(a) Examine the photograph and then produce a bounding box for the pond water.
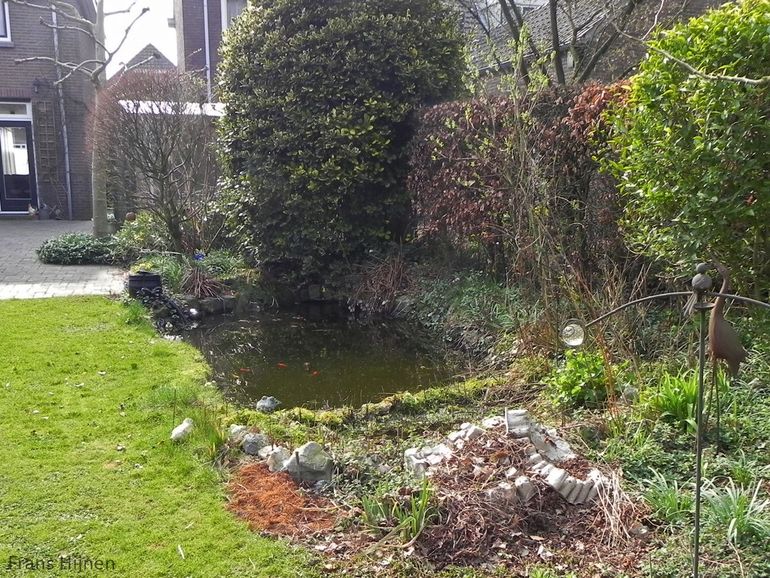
[183,306,454,409]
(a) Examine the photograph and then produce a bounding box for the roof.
[123,44,176,73]
[467,0,612,70]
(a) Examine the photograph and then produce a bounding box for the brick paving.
[0,220,125,300]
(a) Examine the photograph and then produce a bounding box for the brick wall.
[0,0,95,220]
[175,0,224,93]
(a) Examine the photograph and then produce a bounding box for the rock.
[404,448,429,479]
[265,447,291,472]
[515,476,536,502]
[431,443,453,460]
[284,442,334,482]
[242,433,270,456]
[256,396,281,413]
[228,424,248,443]
[170,418,193,442]
[258,445,276,460]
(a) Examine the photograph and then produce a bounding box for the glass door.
[0,121,37,212]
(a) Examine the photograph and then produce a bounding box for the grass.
[0,297,316,577]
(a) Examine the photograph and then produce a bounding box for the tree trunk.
[91,0,110,237]
[549,0,566,85]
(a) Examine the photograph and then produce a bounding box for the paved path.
[0,220,125,300]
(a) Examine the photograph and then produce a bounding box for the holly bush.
[604,0,770,292]
[218,0,465,287]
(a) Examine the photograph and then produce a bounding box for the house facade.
[0,0,96,219]
[171,0,246,100]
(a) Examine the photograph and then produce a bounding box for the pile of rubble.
[404,408,608,506]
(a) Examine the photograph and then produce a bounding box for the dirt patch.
[227,462,337,537]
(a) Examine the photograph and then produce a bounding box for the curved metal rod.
[705,292,770,310]
[584,291,692,328]
[583,291,770,329]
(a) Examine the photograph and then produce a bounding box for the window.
[0,1,10,42]
[221,0,247,31]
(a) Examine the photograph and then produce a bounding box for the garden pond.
[182,305,457,409]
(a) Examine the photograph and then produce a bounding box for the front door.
[0,121,37,212]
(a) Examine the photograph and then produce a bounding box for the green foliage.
[546,350,618,409]
[604,0,770,291]
[133,253,189,294]
[642,468,693,526]
[199,249,248,280]
[361,480,437,542]
[703,479,770,546]
[641,370,699,432]
[37,232,116,265]
[218,0,465,285]
[112,212,170,262]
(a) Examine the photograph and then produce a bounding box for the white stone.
[265,447,291,472]
[460,422,472,430]
[284,442,334,482]
[505,467,519,480]
[447,430,464,443]
[432,443,453,459]
[527,453,544,466]
[509,425,531,438]
[170,418,193,442]
[228,424,248,443]
[257,445,276,460]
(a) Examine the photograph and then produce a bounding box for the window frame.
[220,0,246,33]
[0,1,11,43]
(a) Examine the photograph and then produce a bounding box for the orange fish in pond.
[311,371,320,377]
[277,362,288,369]
[239,368,252,373]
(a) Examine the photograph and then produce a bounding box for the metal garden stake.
[560,261,770,578]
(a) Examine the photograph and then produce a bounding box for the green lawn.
[0,297,316,577]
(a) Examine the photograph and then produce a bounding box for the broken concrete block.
[486,481,516,503]
[545,467,568,491]
[425,453,444,466]
[505,466,519,480]
[463,424,485,441]
[447,430,464,443]
[527,452,544,466]
[558,475,578,499]
[431,443,453,460]
[515,476,536,502]
[505,409,530,429]
[481,415,505,429]
[529,426,576,463]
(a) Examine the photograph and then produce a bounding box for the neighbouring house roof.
[123,44,177,73]
[468,0,614,71]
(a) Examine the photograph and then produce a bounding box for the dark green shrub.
[37,233,116,265]
[218,0,465,286]
[604,0,770,292]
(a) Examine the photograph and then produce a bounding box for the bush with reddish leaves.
[407,83,627,288]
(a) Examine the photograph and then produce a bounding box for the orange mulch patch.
[227,463,337,537]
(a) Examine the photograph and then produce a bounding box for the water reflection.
[183,307,453,408]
